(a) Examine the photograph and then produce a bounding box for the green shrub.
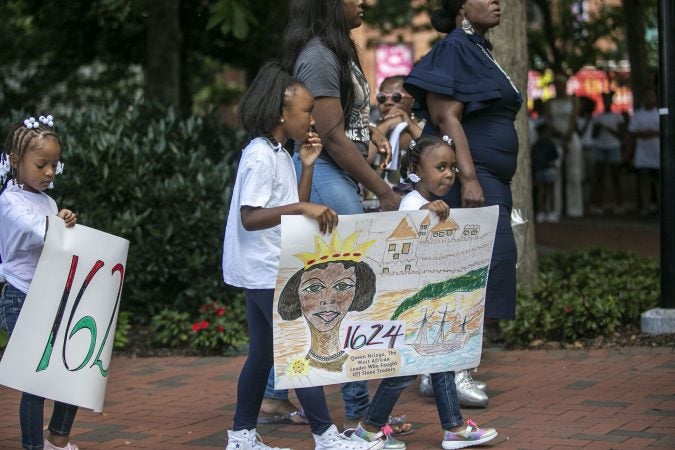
[150,309,191,348]
[0,328,8,350]
[501,247,660,347]
[113,310,132,350]
[188,297,248,353]
[31,100,247,321]
[150,295,247,353]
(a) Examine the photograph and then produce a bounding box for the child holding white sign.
[351,135,498,450]
[0,116,79,450]
[221,61,383,450]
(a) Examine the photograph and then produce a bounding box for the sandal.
[388,413,413,435]
[257,408,308,425]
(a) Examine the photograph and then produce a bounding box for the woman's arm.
[312,97,400,211]
[427,92,484,207]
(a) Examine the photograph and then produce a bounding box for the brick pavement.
[0,215,667,449]
[1,347,674,449]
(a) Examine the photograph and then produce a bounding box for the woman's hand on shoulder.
[461,179,484,208]
[299,130,323,168]
[300,203,338,234]
[422,200,449,221]
[58,209,77,227]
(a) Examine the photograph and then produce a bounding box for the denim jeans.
[264,368,289,401]
[293,155,364,215]
[0,283,79,450]
[364,372,463,430]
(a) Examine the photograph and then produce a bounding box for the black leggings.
[233,289,332,435]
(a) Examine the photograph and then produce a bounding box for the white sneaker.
[314,424,384,450]
[226,428,291,450]
[43,441,79,450]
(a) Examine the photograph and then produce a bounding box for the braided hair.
[2,120,62,193]
[399,135,456,182]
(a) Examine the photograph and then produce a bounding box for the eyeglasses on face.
[376,91,409,104]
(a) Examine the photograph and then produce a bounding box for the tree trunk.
[145,0,182,107]
[623,0,649,107]
[490,1,538,293]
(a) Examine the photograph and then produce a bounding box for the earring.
[461,16,474,34]
[279,118,285,124]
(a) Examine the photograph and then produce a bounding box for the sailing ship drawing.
[409,304,479,356]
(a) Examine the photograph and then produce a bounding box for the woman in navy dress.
[405,0,522,406]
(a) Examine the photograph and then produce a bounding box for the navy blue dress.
[405,28,522,320]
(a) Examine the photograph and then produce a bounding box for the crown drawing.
[294,230,376,270]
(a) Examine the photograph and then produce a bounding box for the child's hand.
[423,200,449,221]
[301,203,338,234]
[299,130,323,167]
[58,209,77,227]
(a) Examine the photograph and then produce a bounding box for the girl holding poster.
[0,116,79,450]
[351,135,498,450]
[221,61,383,450]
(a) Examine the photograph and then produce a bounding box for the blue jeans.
[293,155,364,214]
[293,155,371,419]
[234,289,331,435]
[0,283,79,450]
[364,372,463,430]
[264,368,289,401]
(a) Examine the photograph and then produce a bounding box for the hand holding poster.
[0,219,129,412]
[272,206,498,389]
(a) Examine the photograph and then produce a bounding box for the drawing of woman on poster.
[278,231,376,372]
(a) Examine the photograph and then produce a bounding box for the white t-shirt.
[629,108,660,169]
[0,183,58,293]
[592,112,624,148]
[222,137,299,289]
[399,190,429,211]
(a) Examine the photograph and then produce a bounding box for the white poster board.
[273,206,498,389]
[0,219,129,412]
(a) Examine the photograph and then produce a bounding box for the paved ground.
[1,215,671,449]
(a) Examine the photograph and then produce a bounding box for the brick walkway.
[1,347,674,449]
[1,215,669,449]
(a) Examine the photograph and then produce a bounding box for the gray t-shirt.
[294,37,371,157]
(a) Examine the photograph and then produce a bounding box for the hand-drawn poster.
[273,206,499,389]
[0,219,129,412]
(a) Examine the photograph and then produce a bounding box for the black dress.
[405,28,523,319]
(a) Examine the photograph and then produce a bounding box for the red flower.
[200,320,209,329]
[563,306,573,314]
[217,325,224,333]
[192,323,201,332]
[216,307,225,317]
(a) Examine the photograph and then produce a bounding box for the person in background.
[531,123,560,222]
[404,0,522,409]
[544,74,583,219]
[371,75,425,189]
[588,92,626,215]
[575,96,596,206]
[628,88,660,216]
[0,115,79,450]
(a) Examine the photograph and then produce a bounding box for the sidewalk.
[1,215,670,449]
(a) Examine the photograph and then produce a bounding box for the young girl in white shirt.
[0,116,79,450]
[221,61,383,450]
[353,135,498,450]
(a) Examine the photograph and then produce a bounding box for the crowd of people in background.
[530,83,661,223]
